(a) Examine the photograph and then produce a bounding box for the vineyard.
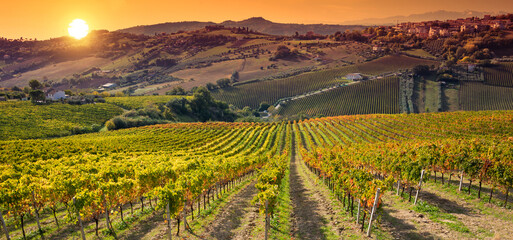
[459,82,513,111]
[105,95,192,110]
[277,77,399,117]
[212,55,438,109]
[0,101,123,140]
[483,63,513,87]
[0,111,511,239]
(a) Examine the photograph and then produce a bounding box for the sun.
[68,19,89,40]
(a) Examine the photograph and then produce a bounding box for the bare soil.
[200,181,259,239]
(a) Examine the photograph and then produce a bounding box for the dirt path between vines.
[380,182,513,240]
[200,180,260,240]
[289,152,341,239]
[380,191,460,240]
[421,183,513,239]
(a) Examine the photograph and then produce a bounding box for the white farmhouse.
[346,73,363,81]
[48,91,67,100]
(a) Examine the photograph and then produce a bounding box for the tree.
[231,71,239,83]
[205,83,216,90]
[413,65,430,76]
[29,79,43,90]
[216,78,231,88]
[29,90,45,103]
[259,102,271,112]
[166,86,186,95]
[272,45,291,60]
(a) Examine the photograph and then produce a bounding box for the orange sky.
[2,0,513,40]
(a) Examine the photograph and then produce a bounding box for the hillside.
[0,101,123,140]
[118,17,367,36]
[1,111,512,239]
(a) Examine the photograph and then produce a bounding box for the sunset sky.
[2,0,513,40]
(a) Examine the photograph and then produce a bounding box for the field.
[0,57,112,88]
[1,111,513,240]
[277,77,399,117]
[402,49,437,59]
[483,63,513,87]
[0,101,123,140]
[459,82,513,111]
[212,55,438,109]
[105,95,192,109]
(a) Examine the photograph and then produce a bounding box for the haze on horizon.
[3,0,513,40]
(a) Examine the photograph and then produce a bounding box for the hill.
[118,17,367,36]
[341,10,499,26]
[0,101,123,140]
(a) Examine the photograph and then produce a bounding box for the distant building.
[468,64,477,73]
[101,83,117,89]
[346,73,363,81]
[0,96,6,101]
[47,90,67,100]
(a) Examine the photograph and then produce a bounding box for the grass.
[269,161,292,239]
[403,49,437,59]
[0,101,123,140]
[277,77,400,117]
[424,176,513,222]
[413,200,470,234]
[424,79,441,113]
[105,95,191,110]
[298,159,387,239]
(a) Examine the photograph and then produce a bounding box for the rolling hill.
[118,17,367,36]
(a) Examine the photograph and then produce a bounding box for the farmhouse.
[102,83,117,89]
[47,90,67,100]
[346,73,363,81]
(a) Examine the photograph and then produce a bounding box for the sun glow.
[68,19,89,39]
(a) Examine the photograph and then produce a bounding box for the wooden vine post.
[264,200,269,240]
[366,188,380,237]
[414,170,425,205]
[458,171,464,192]
[31,191,44,239]
[166,201,172,240]
[0,208,10,240]
[73,197,86,240]
[356,199,361,224]
[103,193,112,233]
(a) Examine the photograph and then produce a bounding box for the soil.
[200,181,259,239]
[289,152,340,239]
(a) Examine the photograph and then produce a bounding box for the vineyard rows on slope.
[460,82,513,111]
[1,111,513,239]
[212,55,437,109]
[277,76,400,117]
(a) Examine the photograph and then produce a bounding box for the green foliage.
[413,65,430,76]
[212,55,437,109]
[460,82,513,111]
[216,78,231,88]
[165,86,187,95]
[105,95,191,110]
[28,79,43,90]
[0,101,123,140]
[29,90,46,103]
[278,77,400,117]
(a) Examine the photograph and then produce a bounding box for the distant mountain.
[118,17,366,36]
[341,10,503,26]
